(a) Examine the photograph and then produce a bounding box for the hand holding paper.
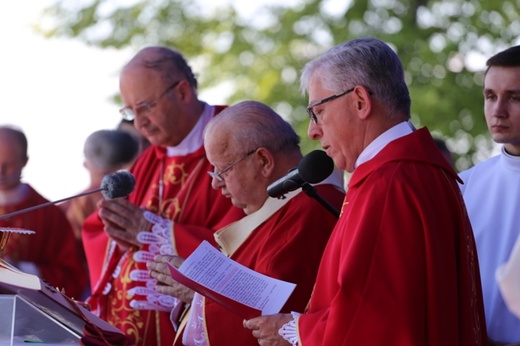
[147,255,195,304]
[166,241,296,319]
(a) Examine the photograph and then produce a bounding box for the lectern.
[0,228,124,345]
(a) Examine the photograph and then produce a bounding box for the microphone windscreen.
[298,150,334,184]
[101,170,136,199]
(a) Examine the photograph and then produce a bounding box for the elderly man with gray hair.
[244,37,487,346]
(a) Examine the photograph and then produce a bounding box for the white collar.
[501,146,520,172]
[355,121,415,168]
[166,103,213,157]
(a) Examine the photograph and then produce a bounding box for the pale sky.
[0,1,131,200]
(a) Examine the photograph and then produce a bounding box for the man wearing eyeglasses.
[244,38,487,345]
[81,46,245,346]
[146,100,345,346]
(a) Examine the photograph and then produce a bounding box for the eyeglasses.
[306,87,355,124]
[207,149,257,182]
[119,80,181,121]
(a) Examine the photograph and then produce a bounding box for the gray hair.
[300,38,411,119]
[84,129,139,172]
[204,101,300,155]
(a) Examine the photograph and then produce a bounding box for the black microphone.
[0,170,136,220]
[100,170,136,199]
[267,150,334,198]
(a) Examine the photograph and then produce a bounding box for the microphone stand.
[300,183,340,218]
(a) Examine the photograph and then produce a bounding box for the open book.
[167,240,296,319]
[0,228,39,289]
[0,259,42,290]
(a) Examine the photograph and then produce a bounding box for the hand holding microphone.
[97,172,155,250]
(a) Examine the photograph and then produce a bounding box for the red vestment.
[190,185,344,346]
[298,128,487,346]
[82,109,245,346]
[0,184,87,299]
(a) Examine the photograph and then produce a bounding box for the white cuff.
[137,211,175,255]
[128,212,178,312]
[278,312,301,346]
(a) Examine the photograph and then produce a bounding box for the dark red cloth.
[0,185,87,299]
[298,128,487,345]
[80,323,132,346]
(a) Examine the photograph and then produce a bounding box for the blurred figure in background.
[62,129,139,240]
[0,125,86,299]
[60,129,139,299]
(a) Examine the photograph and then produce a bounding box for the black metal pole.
[300,183,340,218]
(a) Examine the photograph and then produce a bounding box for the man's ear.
[255,148,274,178]
[176,80,194,104]
[353,86,372,120]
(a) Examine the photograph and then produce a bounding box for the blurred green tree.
[37,0,520,170]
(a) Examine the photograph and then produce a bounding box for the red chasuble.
[82,128,245,345]
[298,128,487,346]
[175,184,345,346]
[0,185,87,299]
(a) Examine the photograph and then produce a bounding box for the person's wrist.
[278,312,301,346]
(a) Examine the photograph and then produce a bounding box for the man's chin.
[231,199,246,211]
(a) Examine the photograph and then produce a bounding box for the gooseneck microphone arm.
[0,170,136,221]
[300,183,340,218]
[0,188,104,220]
[267,150,340,218]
